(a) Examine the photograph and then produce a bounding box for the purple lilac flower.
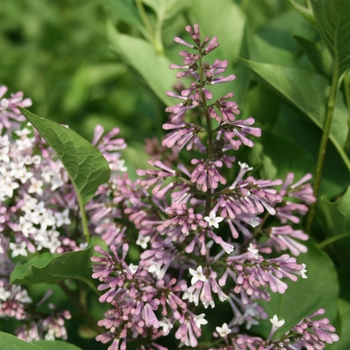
[90,24,337,350]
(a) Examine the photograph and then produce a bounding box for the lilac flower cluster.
[0,85,126,340]
[90,24,339,349]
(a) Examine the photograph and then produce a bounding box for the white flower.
[0,287,10,301]
[159,318,173,335]
[189,265,207,285]
[299,263,307,279]
[128,263,138,274]
[216,323,231,337]
[18,216,35,237]
[148,261,161,277]
[55,209,71,227]
[9,241,27,257]
[247,243,259,258]
[193,313,208,328]
[238,161,253,171]
[136,234,150,249]
[204,211,224,229]
[28,177,44,196]
[270,315,285,329]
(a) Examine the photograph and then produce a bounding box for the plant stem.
[198,52,214,215]
[135,0,164,54]
[58,281,104,334]
[77,193,90,243]
[307,64,340,233]
[344,72,350,153]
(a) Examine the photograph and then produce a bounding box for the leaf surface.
[311,0,350,75]
[107,23,176,106]
[10,237,106,290]
[0,332,82,350]
[19,108,111,206]
[240,59,350,169]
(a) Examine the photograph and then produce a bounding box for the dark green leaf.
[249,130,315,181]
[239,59,350,170]
[19,108,111,206]
[249,35,297,67]
[318,186,350,236]
[294,35,333,77]
[311,0,350,76]
[252,239,339,338]
[107,22,176,106]
[10,237,106,290]
[317,187,350,265]
[274,104,349,198]
[256,9,317,53]
[328,299,350,349]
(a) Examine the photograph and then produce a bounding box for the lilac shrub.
[90,25,339,349]
[0,24,339,349]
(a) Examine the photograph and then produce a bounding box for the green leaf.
[288,0,317,27]
[10,237,106,290]
[318,186,350,236]
[140,0,180,21]
[252,239,339,338]
[328,299,350,349]
[249,35,297,67]
[317,187,350,264]
[188,0,246,61]
[19,107,111,206]
[0,332,82,350]
[0,332,43,350]
[239,59,350,170]
[249,130,315,181]
[274,104,349,198]
[105,0,143,30]
[107,22,176,106]
[32,341,82,350]
[294,35,333,77]
[311,0,350,76]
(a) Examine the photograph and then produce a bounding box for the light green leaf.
[32,341,82,350]
[0,332,43,350]
[0,332,81,350]
[105,0,143,30]
[239,59,350,170]
[19,107,111,206]
[288,0,316,27]
[10,236,107,291]
[252,239,339,338]
[250,35,296,67]
[311,0,350,76]
[188,0,246,61]
[107,22,176,106]
[140,0,180,20]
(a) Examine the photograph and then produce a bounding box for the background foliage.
[1,0,350,349]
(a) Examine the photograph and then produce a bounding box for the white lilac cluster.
[0,85,127,341]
